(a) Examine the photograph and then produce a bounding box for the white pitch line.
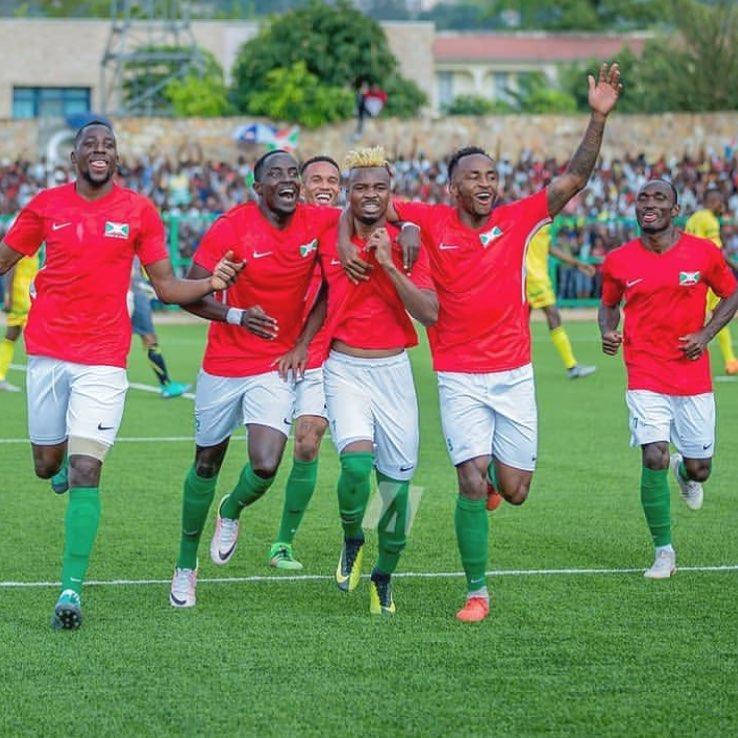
[1,564,736,589]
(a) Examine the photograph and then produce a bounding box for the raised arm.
[547,63,622,217]
[0,242,24,276]
[369,228,438,326]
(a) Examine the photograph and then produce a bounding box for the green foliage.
[559,0,738,113]
[123,46,226,116]
[231,0,425,123]
[381,74,428,119]
[444,94,495,115]
[509,73,579,113]
[166,75,232,118]
[247,62,354,129]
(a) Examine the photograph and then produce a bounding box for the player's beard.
[81,166,114,189]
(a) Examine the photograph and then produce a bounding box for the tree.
[444,94,496,115]
[166,75,232,118]
[560,0,738,112]
[509,73,578,113]
[247,62,354,129]
[230,0,426,124]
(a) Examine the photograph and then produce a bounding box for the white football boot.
[169,567,197,608]
[644,548,676,579]
[210,495,240,565]
[670,452,704,511]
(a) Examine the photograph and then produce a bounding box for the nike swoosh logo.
[97,423,114,431]
[702,443,713,450]
[439,243,459,251]
[253,251,273,259]
[218,542,237,561]
[399,465,414,472]
[330,259,342,265]
[52,222,71,231]
[626,278,643,288]
[336,571,349,585]
[170,593,187,606]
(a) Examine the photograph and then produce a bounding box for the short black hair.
[253,149,292,182]
[447,146,494,181]
[704,187,722,202]
[300,155,340,177]
[74,118,114,145]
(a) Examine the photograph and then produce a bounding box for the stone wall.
[2,112,735,165]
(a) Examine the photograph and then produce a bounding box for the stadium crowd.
[1,148,737,300]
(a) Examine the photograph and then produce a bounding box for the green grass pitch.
[1,320,736,736]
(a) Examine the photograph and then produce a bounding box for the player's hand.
[679,331,709,361]
[397,223,420,273]
[366,227,394,269]
[577,262,597,278]
[601,330,623,355]
[338,236,372,284]
[240,305,278,340]
[275,343,308,381]
[588,62,622,118]
[210,250,245,291]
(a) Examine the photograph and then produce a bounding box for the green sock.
[678,461,689,482]
[375,471,409,575]
[275,458,318,544]
[61,487,101,595]
[486,460,499,489]
[51,455,68,489]
[177,466,217,569]
[455,495,488,592]
[337,452,374,539]
[220,463,274,520]
[641,466,671,547]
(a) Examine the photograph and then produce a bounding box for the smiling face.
[254,152,301,216]
[449,153,498,219]
[635,180,679,234]
[302,160,340,206]
[348,166,390,225]
[71,124,117,188]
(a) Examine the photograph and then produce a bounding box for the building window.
[437,71,454,108]
[493,72,511,103]
[12,87,91,119]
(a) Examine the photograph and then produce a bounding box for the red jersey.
[319,223,434,353]
[302,265,331,370]
[395,190,551,372]
[194,202,339,377]
[3,183,167,368]
[601,233,737,395]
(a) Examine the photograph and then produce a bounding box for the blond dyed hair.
[343,146,391,171]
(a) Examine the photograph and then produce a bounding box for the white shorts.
[324,351,419,481]
[293,367,327,420]
[194,369,296,447]
[26,355,128,447]
[626,390,716,459]
[437,364,538,470]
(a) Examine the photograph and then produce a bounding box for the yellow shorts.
[6,278,32,328]
[526,276,556,309]
[706,289,720,312]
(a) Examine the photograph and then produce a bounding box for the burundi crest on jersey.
[479,226,503,248]
[105,221,130,239]
[299,239,318,257]
[679,271,701,286]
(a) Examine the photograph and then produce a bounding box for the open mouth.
[314,192,334,204]
[474,191,493,206]
[277,186,297,202]
[89,158,109,175]
[641,210,659,224]
[362,201,381,214]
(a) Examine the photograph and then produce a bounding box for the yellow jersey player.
[684,188,738,375]
[526,224,597,378]
[0,253,39,392]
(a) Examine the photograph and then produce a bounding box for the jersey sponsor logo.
[252,250,273,259]
[299,239,318,258]
[52,222,71,231]
[479,225,503,248]
[439,242,459,251]
[104,221,130,239]
[679,271,701,286]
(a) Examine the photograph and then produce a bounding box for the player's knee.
[68,455,102,487]
[686,459,711,482]
[294,434,319,462]
[33,458,59,479]
[643,444,669,470]
[251,458,280,478]
[502,479,530,506]
[194,459,221,479]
